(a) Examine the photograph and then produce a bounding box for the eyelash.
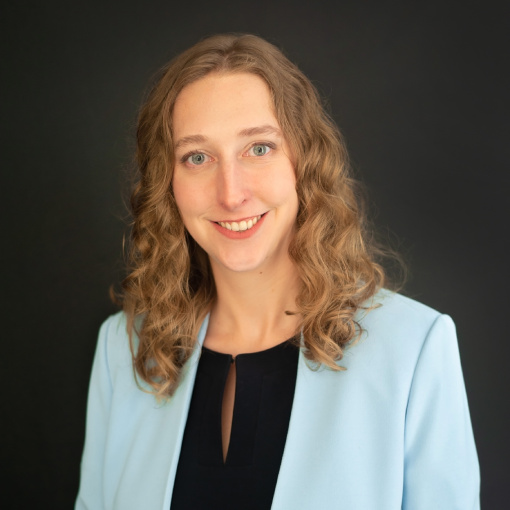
[180,151,209,165]
[180,141,277,165]
[247,142,276,156]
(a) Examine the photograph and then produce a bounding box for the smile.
[216,215,262,232]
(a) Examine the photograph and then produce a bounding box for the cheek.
[261,165,297,206]
[172,185,195,230]
[172,173,200,216]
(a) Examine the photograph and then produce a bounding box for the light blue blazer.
[76,291,480,509]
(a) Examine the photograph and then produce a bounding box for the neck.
[204,255,301,355]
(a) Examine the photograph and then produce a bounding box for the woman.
[76,34,479,509]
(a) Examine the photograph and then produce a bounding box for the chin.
[217,258,266,274]
[211,250,269,274]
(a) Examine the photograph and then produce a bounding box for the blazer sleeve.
[75,316,115,510]
[402,314,480,509]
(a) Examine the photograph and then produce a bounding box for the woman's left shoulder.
[361,289,442,329]
[352,289,458,366]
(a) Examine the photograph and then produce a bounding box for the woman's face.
[172,72,299,276]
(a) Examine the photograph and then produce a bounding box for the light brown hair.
[121,33,395,397]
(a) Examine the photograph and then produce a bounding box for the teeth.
[218,215,262,232]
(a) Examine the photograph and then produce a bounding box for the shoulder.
[345,289,457,373]
[97,311,131,348]
[98,310,129,338]
[360,289,441,332]
[94,311,136,382]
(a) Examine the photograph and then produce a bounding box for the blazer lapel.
[160,313,210,509]
[271,349,347,510]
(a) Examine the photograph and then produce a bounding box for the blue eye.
[188,153,207,165]
[250,144,270,156]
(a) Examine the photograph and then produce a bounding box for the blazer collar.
[161,313,327,510]
[161,313,210,509]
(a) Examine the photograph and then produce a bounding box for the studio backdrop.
[2,1,507,508]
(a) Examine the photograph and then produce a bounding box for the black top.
[170,339,299,510]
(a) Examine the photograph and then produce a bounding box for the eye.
[248,144,272,157]
[184,152,210,166]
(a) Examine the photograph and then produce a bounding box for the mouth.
[215,213,265,232]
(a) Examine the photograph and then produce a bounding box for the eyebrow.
[238,125,282,138]
[174,134,207,150]
[174,124,282,150]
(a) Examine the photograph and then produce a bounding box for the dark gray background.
[2,0,507,507]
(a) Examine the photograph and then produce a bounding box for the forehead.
[172,73,279,139]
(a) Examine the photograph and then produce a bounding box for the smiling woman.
[76,34,479,510]
[172,73,299,275]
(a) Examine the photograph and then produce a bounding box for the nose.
[216,159,249,210]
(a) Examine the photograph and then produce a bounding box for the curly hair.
[120,33,393,397]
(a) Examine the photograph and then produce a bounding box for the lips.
[216,214,263,232]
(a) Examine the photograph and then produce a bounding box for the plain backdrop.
[2,0,508,508]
